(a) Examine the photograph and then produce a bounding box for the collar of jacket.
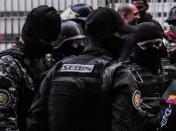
[82,40,115,59]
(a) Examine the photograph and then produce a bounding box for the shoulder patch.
[0,89,11,108]
[60,64,94,73]
[132,90,142,111]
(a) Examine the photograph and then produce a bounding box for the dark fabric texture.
[119,33,135,62]
[27,45,138,131]
[133,22,163,43]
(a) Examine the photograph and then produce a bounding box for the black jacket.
[27,44,138,131]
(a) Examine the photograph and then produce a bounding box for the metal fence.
[0,0,176,51]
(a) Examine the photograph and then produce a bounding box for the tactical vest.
[48,55,129,131]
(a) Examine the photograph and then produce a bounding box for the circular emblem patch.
[0,89,10,108]
[132,90,142,111]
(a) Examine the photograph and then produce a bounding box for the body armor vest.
[48,55,129,131]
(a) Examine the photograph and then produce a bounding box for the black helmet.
[165,6,176,24]
[61,3,93,21]
[54,20,86,49]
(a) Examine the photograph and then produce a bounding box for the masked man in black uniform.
[27,7,140,131]
[0,5,61,131]
[124,22,175,131]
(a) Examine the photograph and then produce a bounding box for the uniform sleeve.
[0,56,20,131]
[111,67,138,131]
[159,80,176,131]
[26,64,57,131]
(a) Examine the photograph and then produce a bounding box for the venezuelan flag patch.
[165,95,176,105]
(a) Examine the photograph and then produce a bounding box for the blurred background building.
[0,0,176,51]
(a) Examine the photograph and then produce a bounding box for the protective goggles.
[137,38,163,50]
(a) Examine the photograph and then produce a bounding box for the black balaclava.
[21,5,61,59]
[135,46,161,73]
[133,22,163,73]
[85,7,134,60]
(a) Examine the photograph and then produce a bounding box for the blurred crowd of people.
[0,0,176,131]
